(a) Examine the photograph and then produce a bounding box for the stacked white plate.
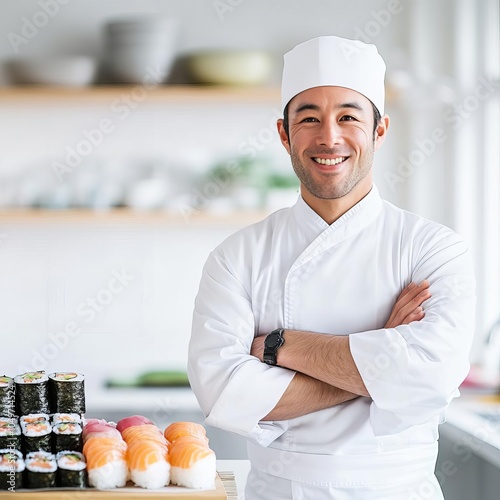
[6,56,97,86]
[103,16,179,84]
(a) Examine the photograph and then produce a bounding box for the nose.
[316,118,342,148]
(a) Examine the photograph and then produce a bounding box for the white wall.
[0,215,244,380]
[0,0,496,381]
[0,0,410,70]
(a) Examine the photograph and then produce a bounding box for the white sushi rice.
[57,451,86,471]
[170,454,217,489]
[130,460,170,489]
[88,460,128,489]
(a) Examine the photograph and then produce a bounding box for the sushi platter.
[0,372,234,499]
[3,473,229,499]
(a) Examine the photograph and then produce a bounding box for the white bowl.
[105,16,177,34]
[187,50,274,85]
[105,49,176,84]
[103,16,179,84]
[6,56,97,86]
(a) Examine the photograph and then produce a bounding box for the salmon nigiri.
[122,424,165,445]
[83,436,128,489]
[163,422,209,445]
[168,435,216,489]
[126,439,170,489]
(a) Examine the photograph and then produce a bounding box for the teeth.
[314,157,346,166]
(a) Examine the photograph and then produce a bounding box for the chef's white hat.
[281,36,386,115]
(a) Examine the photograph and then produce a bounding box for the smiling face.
[278,86,389,221]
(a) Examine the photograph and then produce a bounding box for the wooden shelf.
[0,208,269,226]
[0,84,280,105]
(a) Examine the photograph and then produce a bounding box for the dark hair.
[282,100,382,139]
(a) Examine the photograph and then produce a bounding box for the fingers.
[397,281,417,302]
[385,280,431,328]
[395,288,431,324]
[395,280,430,309]
[402,306,425,324]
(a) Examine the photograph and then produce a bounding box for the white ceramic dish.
[186,50,274,85]
[6,56,97,86]
[103,16,179,84]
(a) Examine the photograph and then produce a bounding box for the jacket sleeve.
[187,247,296,447]
[349,229,476,436]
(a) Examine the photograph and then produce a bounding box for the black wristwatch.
[263,328,285,366]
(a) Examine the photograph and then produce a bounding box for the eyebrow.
[294,101,364,114]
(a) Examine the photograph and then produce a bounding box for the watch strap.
[263,328,285,366]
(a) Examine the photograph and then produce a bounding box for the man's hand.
[384,280,431,328]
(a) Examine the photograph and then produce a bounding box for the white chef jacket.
[188,185,475,485]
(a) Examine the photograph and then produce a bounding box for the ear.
[277,119,291,155]
[374,114,390,151]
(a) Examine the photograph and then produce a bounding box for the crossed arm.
[250,281,431,421]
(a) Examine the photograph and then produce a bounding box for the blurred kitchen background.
[0,0,498,496]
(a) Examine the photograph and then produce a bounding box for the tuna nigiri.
[83,423,122,443]
[116,415,153,433]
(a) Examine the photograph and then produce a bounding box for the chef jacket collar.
[292,185,383,243]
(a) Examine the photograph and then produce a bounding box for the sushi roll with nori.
[0,418,21,451]
[48,372,85,414]
[25,451,56,488]
[56,451,88,488]
[52,422,83,453]
[21,419,52,454]
[0,449,24,491]
[52,413,82,425]
[0,377,15,418]
[20,414,50,426]
[14,372,49,416]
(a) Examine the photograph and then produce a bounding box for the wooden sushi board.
[9,474,230,499]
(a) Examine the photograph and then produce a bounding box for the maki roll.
[52,413,82,425]
[56,451,88,488]
[20,414,50,426]
[21,419,52,454]
[0,377,15,418]
[25,451,57,489]
[0,449,24,491]
[48,372,85,414]
[52,422,83,453]
[0,418,21,451]
[14,372,49,416]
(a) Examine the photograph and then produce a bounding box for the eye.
[340,115,357,122]
[300,117,319,123]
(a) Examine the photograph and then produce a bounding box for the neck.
[301,178,373,225]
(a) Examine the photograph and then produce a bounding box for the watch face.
[265,332,282,349]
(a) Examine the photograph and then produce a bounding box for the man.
[188,36,476,499]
